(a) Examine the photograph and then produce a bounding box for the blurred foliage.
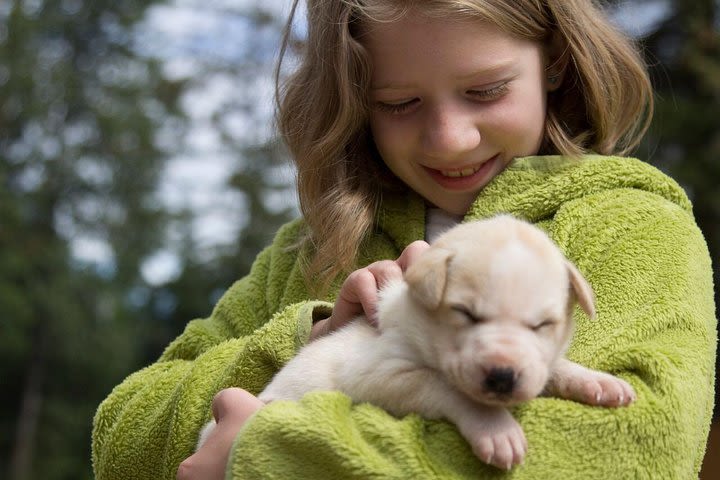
[0,0,294,479]
[0,0,717,479]
[0,0,178,478]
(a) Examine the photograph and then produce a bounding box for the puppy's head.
[404,216,594,406]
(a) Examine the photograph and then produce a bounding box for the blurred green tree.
[1,0,297,478]
[0,0,184,478]
[129,2,299,354]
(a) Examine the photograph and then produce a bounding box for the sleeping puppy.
[198,215,636,470]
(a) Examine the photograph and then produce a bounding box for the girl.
[92,1,716,479]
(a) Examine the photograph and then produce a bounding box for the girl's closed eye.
[374,98,420,115]
[467,82,510,101]
[373,82,510,115]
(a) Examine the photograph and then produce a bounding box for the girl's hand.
[311,240,430,340]
[176,388,264,480]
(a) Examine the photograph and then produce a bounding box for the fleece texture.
[92,155,716,480]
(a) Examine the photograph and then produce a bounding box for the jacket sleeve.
[91,221,333,480]
[225,188,716,479]
[539,187,716,478]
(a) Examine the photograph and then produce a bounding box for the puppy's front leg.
[546,358,636,407]
[451,403,527,471]
[346,365,526,470]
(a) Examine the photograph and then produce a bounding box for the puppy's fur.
[199,216,635,469]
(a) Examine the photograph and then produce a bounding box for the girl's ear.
[545,32,569,92]
[404,247,454,310]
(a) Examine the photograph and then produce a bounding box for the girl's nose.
[420,104,481,158]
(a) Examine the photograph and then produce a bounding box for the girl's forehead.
[356,6,543,53]
[352,0,546,35]
[361,11,517,46]
[352,0,498,19]
[356,4,485,30]
[361,12,542,79]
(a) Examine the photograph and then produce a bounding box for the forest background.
[1,0,718,479]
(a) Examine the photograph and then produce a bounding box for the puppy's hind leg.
[546,358,636,407]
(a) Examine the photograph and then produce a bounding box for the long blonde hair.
[276,0,653,294]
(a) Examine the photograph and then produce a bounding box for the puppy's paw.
[582,372,636,407]
[549,359,636,408]
[459,408,527,470]
[555,370,636,407]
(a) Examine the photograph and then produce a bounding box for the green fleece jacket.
[92,155,716,480]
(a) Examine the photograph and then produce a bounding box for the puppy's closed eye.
[531,319,555,332]
[451,305,486,325]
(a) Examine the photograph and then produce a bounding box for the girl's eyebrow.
[371,60,517,91]
[457,60,517,80]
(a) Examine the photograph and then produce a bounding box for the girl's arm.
[92,215,428,480]
[91,220,330,480]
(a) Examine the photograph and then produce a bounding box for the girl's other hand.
[176,388,264,480]
[310,240,430,340]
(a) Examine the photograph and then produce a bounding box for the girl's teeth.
[441,166,481,178]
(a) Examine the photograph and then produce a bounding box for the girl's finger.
[397,240,430,271]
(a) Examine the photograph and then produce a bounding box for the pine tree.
[0,0,184,477]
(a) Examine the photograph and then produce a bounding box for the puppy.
[198,216,635,469]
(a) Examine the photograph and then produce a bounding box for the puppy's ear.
[566,261,596,319]
[405,247,454,310]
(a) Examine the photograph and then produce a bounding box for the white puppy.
[199,216,635,469]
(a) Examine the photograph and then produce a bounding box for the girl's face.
[365,12,552,215]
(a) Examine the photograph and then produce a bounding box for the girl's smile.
[365,11,554,215]
[422,154,501,191]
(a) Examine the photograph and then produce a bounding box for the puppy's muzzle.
[484,367,516,395]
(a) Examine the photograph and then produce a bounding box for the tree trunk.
[8,328,47,480]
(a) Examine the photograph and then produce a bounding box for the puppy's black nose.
[484,367,516,395]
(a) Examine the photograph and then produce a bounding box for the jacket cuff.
[295,301,333,346]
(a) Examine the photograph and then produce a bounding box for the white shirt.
[425,208,462,244]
